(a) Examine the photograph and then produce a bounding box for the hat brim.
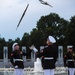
[48,36,56,43]
[12,43,18,50]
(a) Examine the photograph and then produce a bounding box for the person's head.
[46,36,56,45]
[12,42,19,51]
[67,45,73,52]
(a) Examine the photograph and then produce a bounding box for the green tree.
[0,38,6,59]
[21,33,30,46]
[36,13,68,45]
[28,28,44,46]
[15,38,20,43]
[65,16,75,45]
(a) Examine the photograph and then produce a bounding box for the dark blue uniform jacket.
[37,45,58,69]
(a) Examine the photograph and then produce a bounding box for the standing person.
[10,43,31,75]
[33,36,58,75]
[64,45,75,75]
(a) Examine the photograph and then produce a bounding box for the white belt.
[67,59,74,61]
[14,59,23,61]
[44,57,53,60]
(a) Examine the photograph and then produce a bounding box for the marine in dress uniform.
[10,43,31,75]
[36,36,58,75]
[64,45,75,75]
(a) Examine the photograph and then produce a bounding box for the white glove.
[29,45,35,50]
[29,45,38,52]
[15,65,18,68]
[33,47,38,52]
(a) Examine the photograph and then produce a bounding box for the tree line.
[0,13,75,59]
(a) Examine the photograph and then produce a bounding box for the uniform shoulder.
[11,51,16,54]
[64,52,69,57]
[10,51,15,56]
[43,46,48,50]
[40,46,48,52]
[44,46,48,48]
[64,54,67,58]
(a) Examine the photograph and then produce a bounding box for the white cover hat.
[67,45,73,49]
[48,36,56,43]
[12,42,18,50]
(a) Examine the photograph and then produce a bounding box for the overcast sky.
[0,0,75,41]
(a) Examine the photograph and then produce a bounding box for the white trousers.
[44,69,54,75]
[68,68,75,75]
[14,69,24,75]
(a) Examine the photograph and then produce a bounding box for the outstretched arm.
[10,52,15,66]
[29,45,38,53]
[22,50,32,56]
